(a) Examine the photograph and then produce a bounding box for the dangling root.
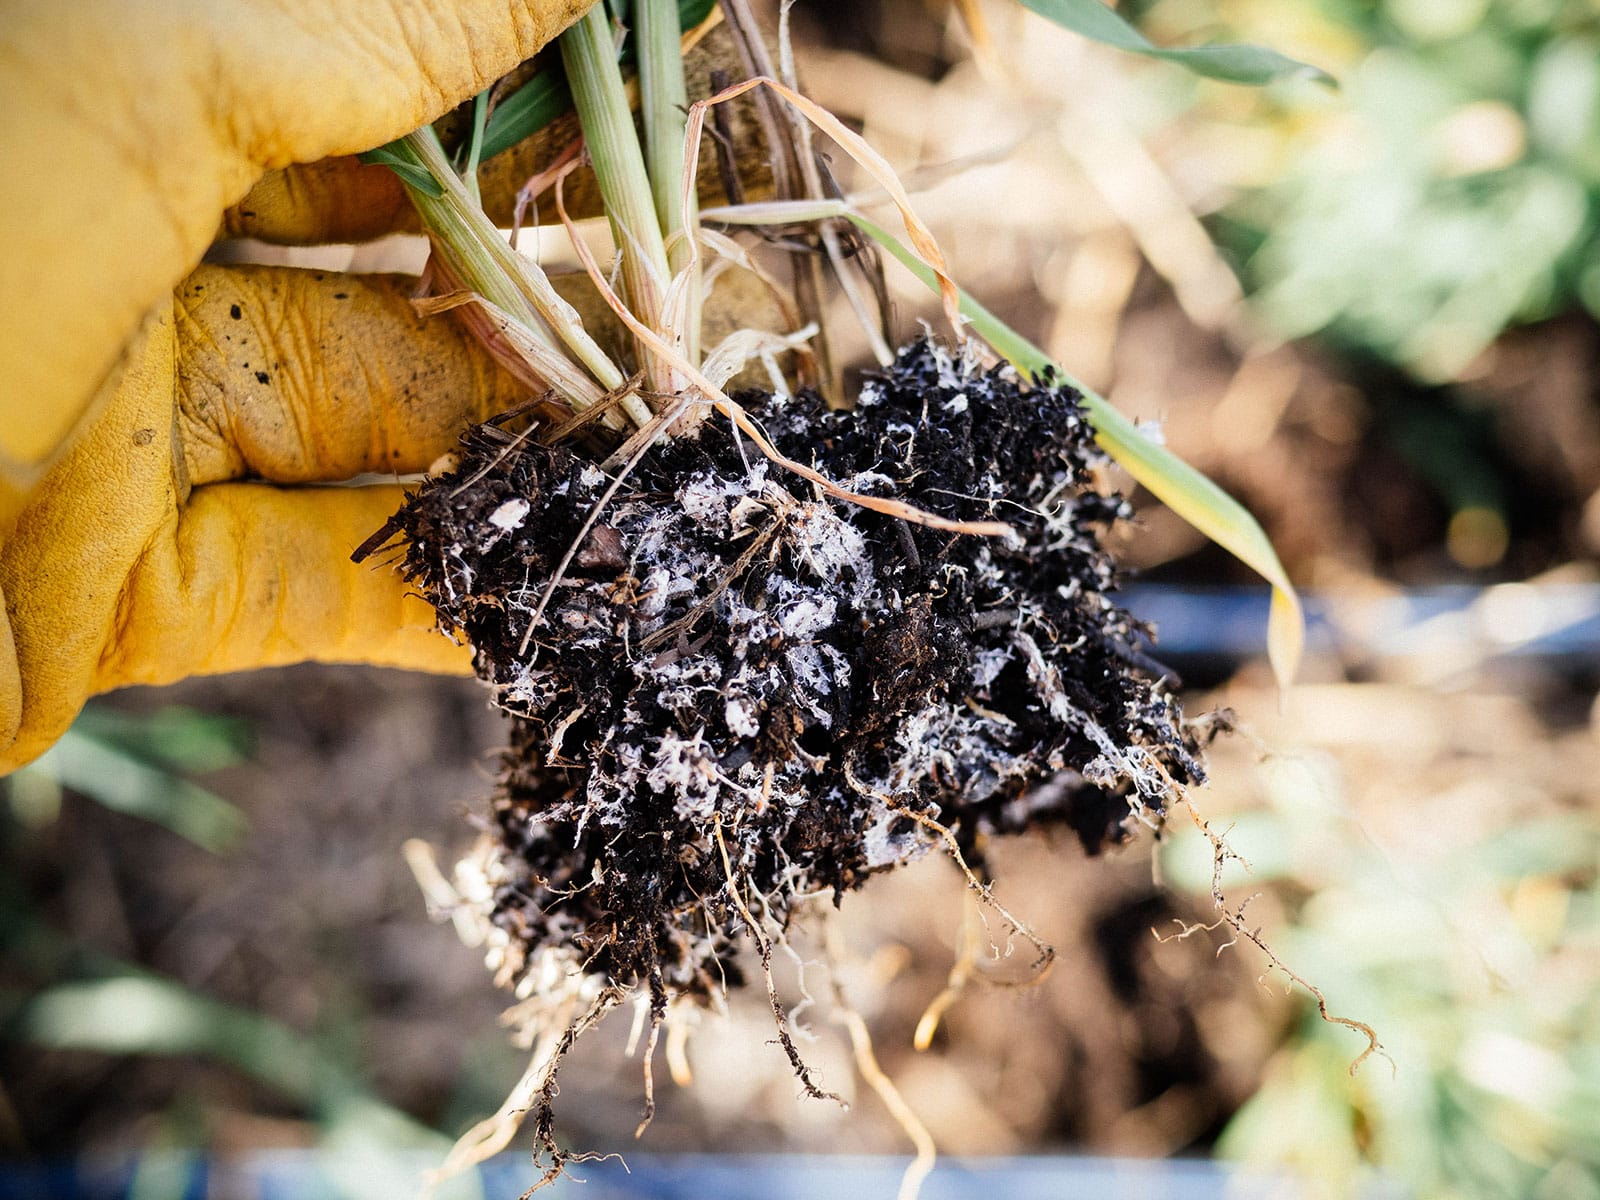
[843,762,1055,977]
[715,818,845,1106]
[1171,787,1390,1076]
[634,973,668,1138]
[517,991,628,1196]
[426,986,621,1195]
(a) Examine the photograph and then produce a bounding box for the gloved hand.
[0,0,763,773]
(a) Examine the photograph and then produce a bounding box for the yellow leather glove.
[0,0,605,773]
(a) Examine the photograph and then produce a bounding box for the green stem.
[561,6,674,386]
[396,129,629,400]
[461,87,489,206]
[395,132,539,329]
[638,0,700,363]
[638,0,692,264]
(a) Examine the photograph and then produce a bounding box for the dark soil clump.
[363,334,1204,1053]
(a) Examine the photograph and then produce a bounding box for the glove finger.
[2,0,592,479]
[175,263,527,487]
[175,260,792,486]
[223,21,772,246]
[93,484,471,698]
[0,304,181,772]
[1,280,480,773]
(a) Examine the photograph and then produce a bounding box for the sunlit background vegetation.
[3,1,1598,1197]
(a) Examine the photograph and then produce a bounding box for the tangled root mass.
[375,338,1204,1006]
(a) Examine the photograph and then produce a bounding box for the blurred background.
[4,0,1599,1197]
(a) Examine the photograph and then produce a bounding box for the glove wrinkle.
[103,485,473,688]
[0,604,19,750]
[174,264,527,485]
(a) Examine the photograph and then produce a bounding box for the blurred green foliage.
[7,706,252,853]
[0,704,487,1198]
[1214,0,1600,382]
[1162,742,1600,1199]
[1020,0,1335,85]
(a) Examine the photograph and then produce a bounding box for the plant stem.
[461,88,490,206]
[395,132,542,331]
[638,0,701,364]
[561,6,675,389]
[638,0,692,264]
[394,129,639,415]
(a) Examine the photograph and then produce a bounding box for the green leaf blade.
[356,146,443,197]
[480,70,573,162]
[26,728,249,854]
[1017,0,1335,88]
[1076,392,1305,686]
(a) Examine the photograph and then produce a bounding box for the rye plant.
[355,2,1341,1188]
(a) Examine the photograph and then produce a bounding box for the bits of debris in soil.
[371,334,1205,1024]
